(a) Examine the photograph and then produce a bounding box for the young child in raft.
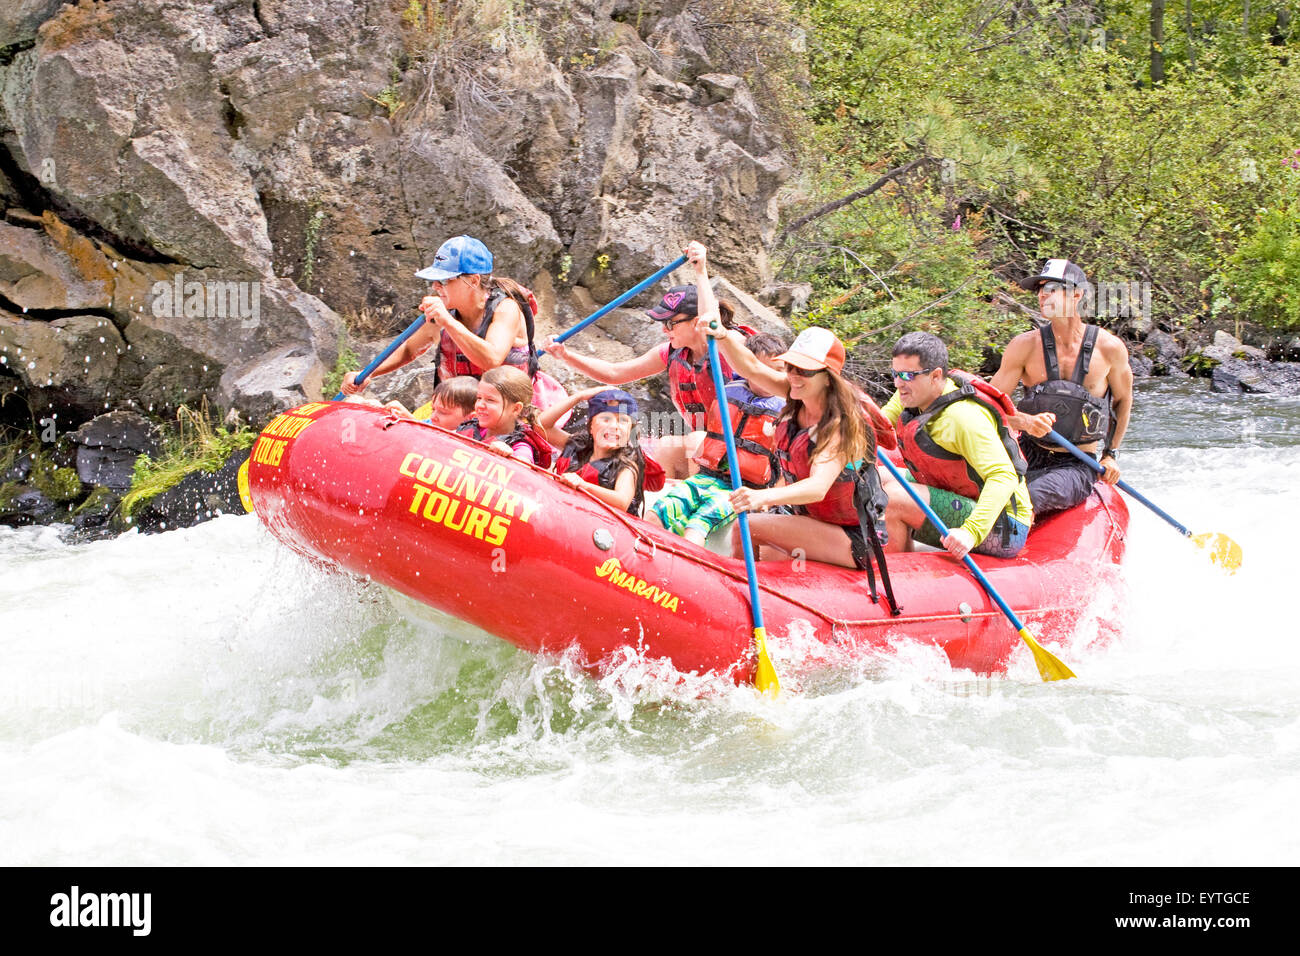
[456,366,553,467]
[423,375,477,430]
[539,386,647,515]
[652,332,788,546]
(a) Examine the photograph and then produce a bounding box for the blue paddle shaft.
[340,256,689,400]
[332,314,427,401]
[706,334,765,631]
[1045,429,1193,538]
[875,450,1027,632]
[554,256,688,344]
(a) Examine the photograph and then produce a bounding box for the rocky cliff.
[0,0,792,429]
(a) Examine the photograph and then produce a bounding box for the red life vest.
[554,443,643,515]
[456,418,553,470]
[858,389,898,451]
[693,382,784,487]
[895,371,1027,499]
[773,418,861,526]
[437,287,538,380]
[665,345,729,431]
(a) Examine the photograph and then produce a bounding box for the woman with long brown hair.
[710,322,886,571]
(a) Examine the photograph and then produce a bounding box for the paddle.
[331,314,428,402]
[705,330,780,695]
[553,256,689,344]
[876,452,1076,682]
[1045,428,1242,572]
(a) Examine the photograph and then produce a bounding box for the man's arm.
[1099,334,1134,484]
[945,403,1024,546]
[990,333,1055,436]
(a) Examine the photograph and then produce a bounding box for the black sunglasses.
[891,368,938,382]
[786,365,826,379]
[659,315,695,329]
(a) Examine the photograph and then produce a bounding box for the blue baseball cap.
[587,389,638,419]
[415,236,494,281]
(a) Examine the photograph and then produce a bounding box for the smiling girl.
[539,387,648,515]
[456,366,553,468]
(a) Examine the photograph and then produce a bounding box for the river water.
[1,380,1296,867]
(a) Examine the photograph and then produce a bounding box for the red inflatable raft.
[247,402,1128,683]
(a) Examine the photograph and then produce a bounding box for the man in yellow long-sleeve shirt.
[880,332,1033,560]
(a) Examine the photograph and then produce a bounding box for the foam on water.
[1,381,1297,864]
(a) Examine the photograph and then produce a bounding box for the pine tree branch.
[776,156,936,243]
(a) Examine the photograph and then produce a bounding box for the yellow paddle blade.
[237,458,255,514]
[412,400,433,421]
[1020,628,1076,682]
[1192,532,1242,573]
[751,626,781,697]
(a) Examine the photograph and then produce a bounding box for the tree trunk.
[1151,0,1166,86]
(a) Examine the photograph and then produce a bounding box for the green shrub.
[121,405,255,517]
[1218,163,1300,330]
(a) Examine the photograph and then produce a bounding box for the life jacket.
[895,371,1028,500]
[775,417,899,613]
[665,345,730,431]
[554,443,643,515]
[1017,323,1111,448]
[437,286,540,381]
[693,381,784,487]
[858,389,898,451]
[774,419,864,527]
[456,417,553,469]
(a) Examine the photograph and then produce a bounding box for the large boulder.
[0,308,125,417]
[125,446,248,533]
[0,0,791,432]
[70,409,161,491]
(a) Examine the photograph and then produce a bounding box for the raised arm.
[687,240,790,398]
[538,385,604,448]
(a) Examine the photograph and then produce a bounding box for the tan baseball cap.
[777,327,846,373]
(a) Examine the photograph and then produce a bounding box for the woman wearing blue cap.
[340,235,542,396]
[539,386,650,515]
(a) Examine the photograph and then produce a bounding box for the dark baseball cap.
[1018,258,1089,291]
[587,388,639,418]
[646,285,699,321]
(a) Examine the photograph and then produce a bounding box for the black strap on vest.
[474,289,540,379]
[1040,323,1100,384]
[852,467,901,616]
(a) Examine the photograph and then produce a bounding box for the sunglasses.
[891,367,938,382]
[786,365,826,379]
[659,315,695,329]
[431,275,462,288]
[1038,281,1067,294]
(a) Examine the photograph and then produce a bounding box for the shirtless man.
[989,259,1133,514]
